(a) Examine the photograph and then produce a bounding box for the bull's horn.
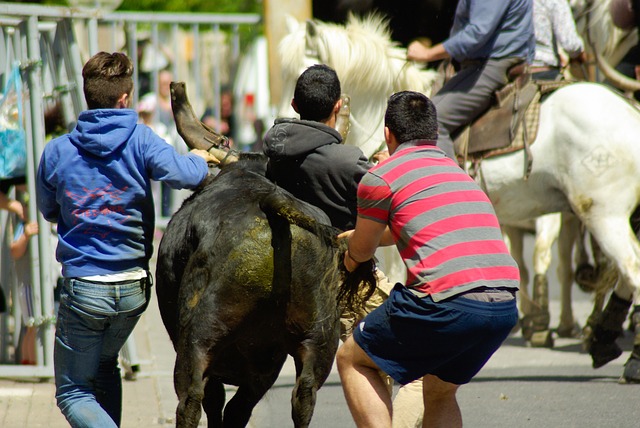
[170,81,229,152]
[592,49,640,95]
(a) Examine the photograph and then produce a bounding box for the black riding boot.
[588,292,632,369]
[622,306,640,383]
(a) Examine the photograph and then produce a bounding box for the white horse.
[279,14,640,381]
[279,13,582,347]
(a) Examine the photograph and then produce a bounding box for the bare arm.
[0,192,25,219]
[10,221,38,260]
[342,217,389,272]
[407,41,450,63]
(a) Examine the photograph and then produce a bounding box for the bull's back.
[156,166,340,349]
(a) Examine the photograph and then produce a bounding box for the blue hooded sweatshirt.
[36,108,208,278]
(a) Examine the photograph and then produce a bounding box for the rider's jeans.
[54,277,150,428]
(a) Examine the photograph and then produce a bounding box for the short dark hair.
[293,64,341,122]
[82,51,134,109]
[384,91,438,143]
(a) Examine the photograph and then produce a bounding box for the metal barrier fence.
[0,2,261,378]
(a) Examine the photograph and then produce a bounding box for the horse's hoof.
[557,322,582,339]
[520,321,533,341]
[530,330,554,348]
[589,341,623,369]
[621,356,640,384]
[582,325,594,352]
[575,263,597,293]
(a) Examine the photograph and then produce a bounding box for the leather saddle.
[453,64,573,178]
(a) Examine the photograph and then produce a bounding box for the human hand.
[407,40,433,62]
[190,149,220,165]
[8,199,25,220]
[372,149,390,163]
[337,229,354,240]
[343,250,360,273]
[24,222,39,237]
[571,51,588,64]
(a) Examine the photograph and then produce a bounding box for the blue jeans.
[54,277,151,427]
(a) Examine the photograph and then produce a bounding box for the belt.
[530,66,558,73]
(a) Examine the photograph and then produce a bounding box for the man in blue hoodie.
[36,51,214,428]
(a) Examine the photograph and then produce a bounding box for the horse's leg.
[556,213,581,338]
[502,225,531,337]
[581,235,620,349]
[174,344,209,428]
[528,213,563,347]
[291,338,339,428]
[581,216,638,373]
[222,353,287,427]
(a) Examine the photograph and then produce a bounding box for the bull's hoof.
[589,341,623,369]
[621,356,640,384]
[529,330,554,348]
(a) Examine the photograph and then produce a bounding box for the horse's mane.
[279,13,437,157]
[280,14,431,97]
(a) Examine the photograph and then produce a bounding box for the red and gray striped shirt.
[357,141,520,301]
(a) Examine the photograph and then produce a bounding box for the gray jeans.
[432,57,524,159]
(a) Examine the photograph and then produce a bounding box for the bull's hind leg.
[202,380,225,427]
[291,339,339,427]
[222,353,288,427]
[174,347,211,428]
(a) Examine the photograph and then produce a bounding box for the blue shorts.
[353,283,518,385]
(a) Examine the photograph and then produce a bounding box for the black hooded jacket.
[263,118,371,231]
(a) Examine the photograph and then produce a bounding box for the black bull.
[155,106,376,426]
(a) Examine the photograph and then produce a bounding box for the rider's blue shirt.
[443,0,535,63]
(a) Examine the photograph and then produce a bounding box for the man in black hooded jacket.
[263,64,370,231]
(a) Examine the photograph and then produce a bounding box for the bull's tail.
[337,254,377,313]
[260,191,377,313]
[260,193,295,302]
[259,191,337,247]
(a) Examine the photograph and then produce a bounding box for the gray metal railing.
[0,2,261,378]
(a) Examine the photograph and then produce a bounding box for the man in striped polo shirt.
[336,91,520,427]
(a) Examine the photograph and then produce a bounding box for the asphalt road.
[246,298,639,428]
[245,233,640,428]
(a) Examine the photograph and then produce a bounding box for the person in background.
[36,51,215,428]
[337,91,519,428]
[0,178,26,315]
[0,177,26,219]
[201,87,236,147]
[8,188,38,365]
[407,0,534,160]
[531,0,587,81]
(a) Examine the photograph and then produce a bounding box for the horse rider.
[407,0,535,160]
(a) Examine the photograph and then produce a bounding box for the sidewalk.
[0,232,191,428]
[0,290,183,427]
